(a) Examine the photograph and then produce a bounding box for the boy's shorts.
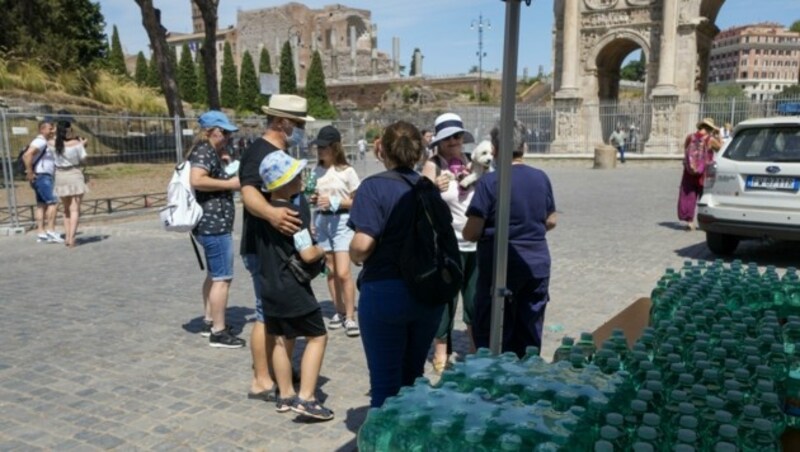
[32,174,58,205]
[266,308,326,339]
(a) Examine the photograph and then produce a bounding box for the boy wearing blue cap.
[256,150,333,421]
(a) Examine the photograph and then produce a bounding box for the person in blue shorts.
[463,120,558,358]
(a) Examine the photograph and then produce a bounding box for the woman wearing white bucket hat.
[421,112,479,374]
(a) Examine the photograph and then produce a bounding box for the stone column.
[556,0,579,98]
[653,0,678,95]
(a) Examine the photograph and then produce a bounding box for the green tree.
[195,47,208,106]
[620,51,646,82]
[776,84,800,99]
[279,41,297,94]
[147,54,160,89]
[258,47,272,105]
[707,84,747,99]
[178,43,197,103]
[238,50,260,111]
[134,51,148,86]
[259,47,272,74]
[790,20,800,33]
[0,0,106,71]
[305,51,336,119]
[220,41,239,109]
[109,25,127,75]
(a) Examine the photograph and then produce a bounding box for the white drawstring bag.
[159,162,203,232]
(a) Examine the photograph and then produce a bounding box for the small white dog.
[459,140,494,188]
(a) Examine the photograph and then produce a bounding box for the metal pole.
[174,115,183,163]
[730,97,736,126]
[1,109,20,228]
[472,14,490,104]
[489,0,523,355]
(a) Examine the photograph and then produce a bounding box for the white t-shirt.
[441,179,476,252]
[29,135,55,175]
[313,165,360,206]
[53,142,87,168]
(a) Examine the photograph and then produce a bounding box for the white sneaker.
[328,313,344,330]
[36,233,49,243]
[344,319,360,337]
[46,231,64,244]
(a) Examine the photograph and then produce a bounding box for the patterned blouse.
[188,141,235,235]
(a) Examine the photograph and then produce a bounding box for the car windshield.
[724,125,800,162]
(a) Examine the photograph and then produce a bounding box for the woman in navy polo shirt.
[348,121,445,408]
[463,120,557,358]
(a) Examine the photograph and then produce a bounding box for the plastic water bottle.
[553,337,575,363]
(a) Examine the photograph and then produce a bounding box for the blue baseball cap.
[198,110,239,132]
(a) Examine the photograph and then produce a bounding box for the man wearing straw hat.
[239,94,315,402]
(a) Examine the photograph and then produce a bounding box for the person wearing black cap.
[309,125,361,337]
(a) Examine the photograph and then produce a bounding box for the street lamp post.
[288,25,301,80]
[471,14,490,103]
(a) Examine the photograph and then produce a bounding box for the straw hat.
[261,94,315,122]
[697,117,719,132]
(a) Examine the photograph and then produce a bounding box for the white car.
[697,116,800,255]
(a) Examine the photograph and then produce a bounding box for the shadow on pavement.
[74,234,110,246]
[675,239,800,267]
[657,221,691,231]
[181,306,255,335]
[333,405,369,452]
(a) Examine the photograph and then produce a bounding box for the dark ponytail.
[55,121,71,156]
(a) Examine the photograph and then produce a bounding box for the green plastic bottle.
[553,337,575,363]
[576,332,597,363]
[740,418,778,451]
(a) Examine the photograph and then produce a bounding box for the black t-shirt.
[257,199,319,318]
[188,142,235,235]
[239,137,279,255]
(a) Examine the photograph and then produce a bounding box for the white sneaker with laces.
[328,313,344,330]
[46,231,65,244]
[36,233,49,243]
[344,319,360,337]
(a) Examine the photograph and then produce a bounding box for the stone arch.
[550,0,726,154]
[587,31,651,101]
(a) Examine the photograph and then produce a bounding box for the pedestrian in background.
[463,120,557,358]
[309,125,361,337]
[348,121,445,408]
[22,118,63,243]
[609,125,627,163]
[51,120,88,248]
[677,117,721,231]
[188,110,244,349]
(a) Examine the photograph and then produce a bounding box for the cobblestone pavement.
[1,160,797,451]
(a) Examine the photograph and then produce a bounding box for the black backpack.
[378,170,463,306]
[16,142,46,177]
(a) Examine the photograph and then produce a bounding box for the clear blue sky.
[101,0,799,77]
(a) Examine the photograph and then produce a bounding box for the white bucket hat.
[261,94,316,122]
[429,113,475,147]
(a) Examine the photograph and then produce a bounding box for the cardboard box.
[591,297,652,348]
[591,296,800,448]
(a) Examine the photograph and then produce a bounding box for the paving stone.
[1,162,796,449]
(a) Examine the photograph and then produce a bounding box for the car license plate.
[746,175,798,191]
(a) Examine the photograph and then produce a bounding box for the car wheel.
[706,232,739,255]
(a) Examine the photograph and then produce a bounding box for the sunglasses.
[445,132,464,141]
[218,128,232,137]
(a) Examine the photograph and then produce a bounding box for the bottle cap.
[679,415,698,429]
[599,425,620,440]
[677,428,697,443]
[642,413,660,426]
[605,412,624,426]
[714,410,733,424]
[743,404,762,417]
[637,426,657,441]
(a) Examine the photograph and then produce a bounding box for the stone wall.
[236,3,393,84]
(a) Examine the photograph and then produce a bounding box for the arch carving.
[583,0,618,11]
[584,30,651,72]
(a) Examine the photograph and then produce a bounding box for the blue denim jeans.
[195,233,233,281]
[31,173,58,205]
[241,254,264,322]
[358,279,444,408]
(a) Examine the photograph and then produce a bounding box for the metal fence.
[0,111,370,228]
[2,95,798,228]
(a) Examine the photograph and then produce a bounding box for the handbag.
[275,243,324,284]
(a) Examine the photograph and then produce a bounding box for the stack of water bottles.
[357,259,799,450]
